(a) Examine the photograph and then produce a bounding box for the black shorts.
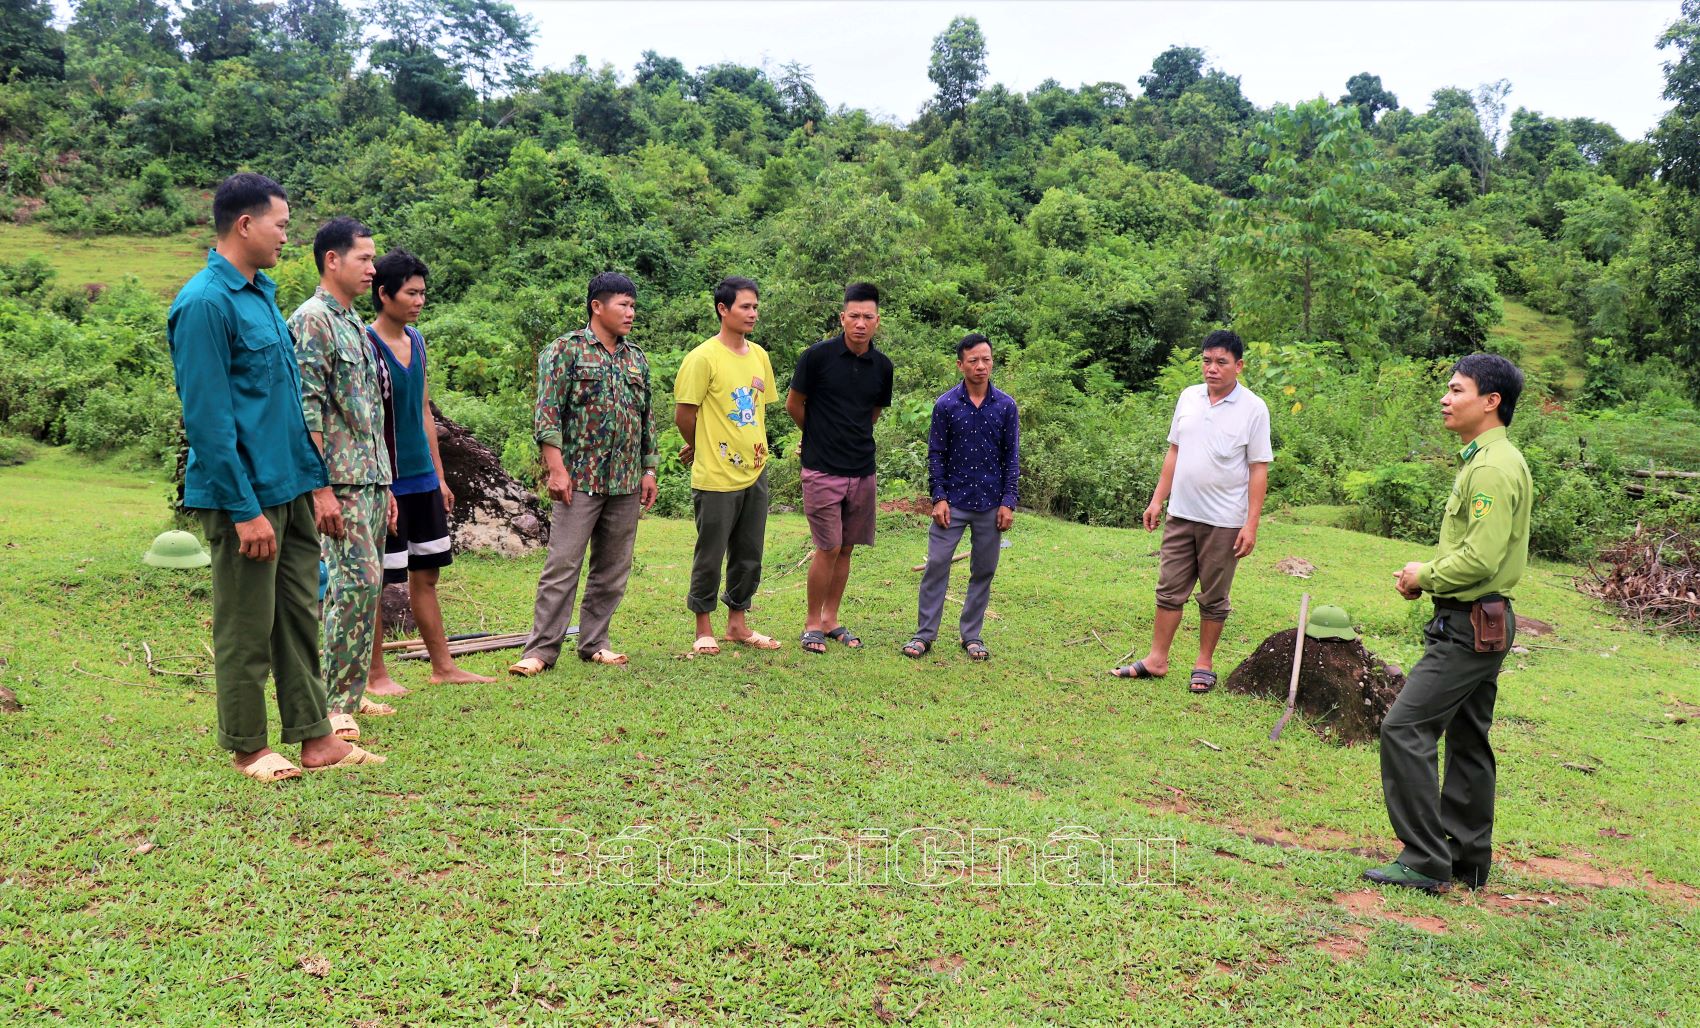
[384,487,453,584]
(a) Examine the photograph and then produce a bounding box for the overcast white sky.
[513,0,1681,138]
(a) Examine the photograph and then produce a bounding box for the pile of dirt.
[432,403,548,556]
[1225,629,1405,744]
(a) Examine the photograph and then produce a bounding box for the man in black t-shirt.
[785,282,895,654]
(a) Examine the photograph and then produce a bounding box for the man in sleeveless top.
[364,249,496,690]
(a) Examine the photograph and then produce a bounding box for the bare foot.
[299,733,355,769]
[233,746,281,771]
[430,666,496,684]
[366,675,410,697]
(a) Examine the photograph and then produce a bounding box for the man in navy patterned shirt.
[903,334,1020,661]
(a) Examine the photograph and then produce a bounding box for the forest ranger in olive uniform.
[509,273,659,674]
[1366,353,1532,893]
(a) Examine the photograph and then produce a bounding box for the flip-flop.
[507,657,546,677]
[693,635,721,656]
[824,626,862,649]
[329,712,360,740]
[800,629,827,655]
[1189,669,1217,693]
[237,752,301,783]
[723,632,782,650]
[901,639,930,659]
[962,640,990,661]
[585,649,628,665]
[1109,660,1162,679]
[358,697,397,716]
[305,743,387,771]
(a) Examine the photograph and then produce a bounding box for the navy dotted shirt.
[927,382,1020,513]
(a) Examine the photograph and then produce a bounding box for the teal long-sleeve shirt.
[167,250,328,522]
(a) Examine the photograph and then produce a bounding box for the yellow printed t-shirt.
[673,336,777,492]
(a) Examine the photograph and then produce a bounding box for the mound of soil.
[1225,629,1405,745]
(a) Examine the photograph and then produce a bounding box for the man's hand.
[932,500,951,529]
[1395,561,1425,600]
[234,514,277,562]
[1143,499,1163,532]
[388,494,399,533]
[440,483,455,514]
[679,443,694,466]
[313,487,345,539]
[1233,524,1258,559]
[996,505,1014,532]
[546,466,574,505]
[640,473,658,511]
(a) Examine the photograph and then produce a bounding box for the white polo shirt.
[1166,382,1274,529]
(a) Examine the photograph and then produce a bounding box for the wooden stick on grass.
[1269,593,1310,742]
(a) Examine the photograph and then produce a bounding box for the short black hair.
[312,216,373,274]
[956,332,992,358]
[844,282,880,306]
[212,173,287,236]
[371,248,429,310]
[713,276,759,318]
[1452,352,1525,426]
[1200,328,1243,360]
[586,271,637,321]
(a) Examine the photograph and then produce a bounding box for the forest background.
[4,0,1700,561]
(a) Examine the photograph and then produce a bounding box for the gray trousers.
[913,506,1002,645]
[1379,604,1511,884]
[522,491,641,664]
[689,472,769,614]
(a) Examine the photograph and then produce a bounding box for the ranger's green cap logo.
[1470,492,1494,519]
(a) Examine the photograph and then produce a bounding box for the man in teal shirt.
[1366,353,1531,892]
[167,173,384,781]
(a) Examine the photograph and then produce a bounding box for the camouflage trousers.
[321,484,388,716]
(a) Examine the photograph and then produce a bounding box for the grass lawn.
[0,222,212,297]
[2,448,1697,1023]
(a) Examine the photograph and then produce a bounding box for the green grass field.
[2,448,1698,1023]
[0,221,211,297]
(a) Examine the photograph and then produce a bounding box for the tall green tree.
[927,15,987,120]
[1139,45,1203,101]
[1340,72,1396,128]
[1217,97,1405,342]
[178,0,271,63]
[0,0,64,81]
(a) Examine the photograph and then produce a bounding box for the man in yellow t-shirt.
[674,276,781,654]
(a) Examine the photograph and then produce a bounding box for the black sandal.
[901,639,930,659]
[1189,669,1217,693]
[825,626,863,649]
[800,629,827,655]
[962,640,990,661]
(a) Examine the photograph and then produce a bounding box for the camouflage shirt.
[534,326,657,496]
[289,287,392,487]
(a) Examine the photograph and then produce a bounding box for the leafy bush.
[1344,459,1454,541]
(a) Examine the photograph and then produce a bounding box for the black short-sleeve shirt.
[789,334,895,477]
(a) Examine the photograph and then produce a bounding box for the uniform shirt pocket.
[231,324,280,401]
[331,337,379,435]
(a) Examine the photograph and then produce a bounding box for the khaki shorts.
[1155,516,1241,621]
[801,469,877,551]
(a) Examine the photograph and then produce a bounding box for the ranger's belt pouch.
[1470,599,1509,653]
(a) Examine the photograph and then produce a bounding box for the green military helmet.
[143,530,211,569]
[1305,604,1357,641]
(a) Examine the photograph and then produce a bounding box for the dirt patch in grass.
[1313,923,1371,961]
[1332,890,1448,934]
[1474,891,1567,915]
[1223,820,1390,860]
[1505,851,1700,907]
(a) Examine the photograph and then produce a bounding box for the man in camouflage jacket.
[289,217,394,739]
[510,272,659,674]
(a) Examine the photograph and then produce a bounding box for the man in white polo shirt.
[1112,329,1272,693]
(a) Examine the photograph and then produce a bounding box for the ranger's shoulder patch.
[1470,492,1494,519]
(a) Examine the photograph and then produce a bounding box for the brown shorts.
[801,469,877,551]
[1155,515,1241,621]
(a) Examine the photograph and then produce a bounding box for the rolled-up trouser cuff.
[281,717,332,744]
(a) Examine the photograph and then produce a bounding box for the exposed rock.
[1274,556,1315,578]
[434,403,549,555]
[1226,629,1405,745]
